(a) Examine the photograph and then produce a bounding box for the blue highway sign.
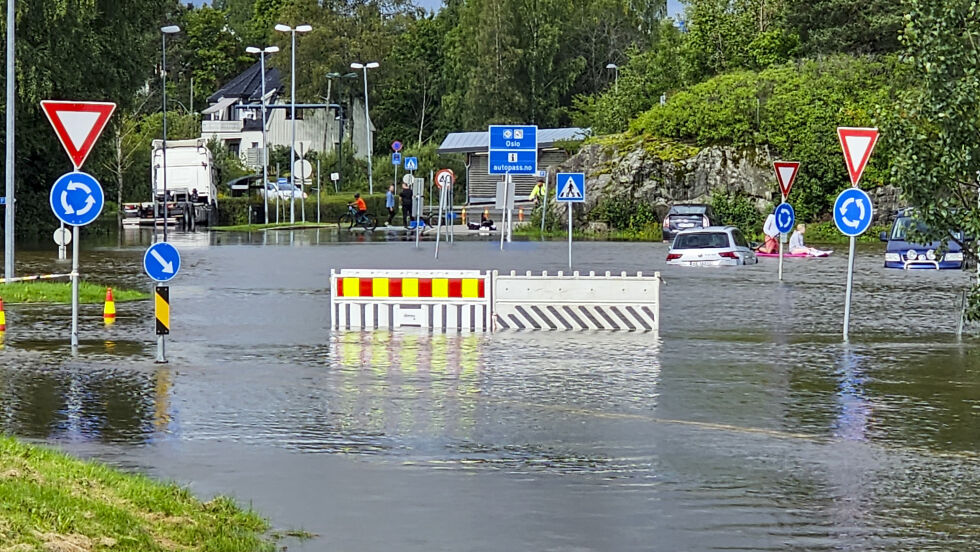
[775,203,795,234]
[556,173,586,203]
[392,152,402,165]
[833,187,874,237]
[404,157,419,171]
[49,171,104,226]
[143,242,181,282]
[488,125,538,175]
[0,197,5,205]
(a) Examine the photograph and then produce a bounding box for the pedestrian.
[385,185,396,226]
[400,182,413,227]
[529,178,546,206]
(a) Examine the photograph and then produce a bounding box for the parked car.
[661,204,720,241]
[666,226,758,266]
[880,209,965,269]
[259,181,308,200]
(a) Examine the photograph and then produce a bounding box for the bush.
[590,195,659,232]
[217,194,389,226]
[710,191,766,238]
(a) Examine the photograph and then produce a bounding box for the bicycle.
[338,204,378,231]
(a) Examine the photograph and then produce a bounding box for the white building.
[200,62,373,168]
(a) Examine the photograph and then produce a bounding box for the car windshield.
[673,232,730,249]
[669,206,707,216]
[890,216,962,241]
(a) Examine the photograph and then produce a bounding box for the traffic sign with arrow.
[773,161,800,198]
[774,203,795,234]
[837,127,879,187]
[40,100,116,169]
[49,172,104,226]
[143,242,181,282]
[833,187,874,237]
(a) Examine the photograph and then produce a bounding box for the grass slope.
[0,282,148,304]
[0,436,273,551]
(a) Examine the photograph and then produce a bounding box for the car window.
[669,205,707,216]
[730,230,748,247]
[673,232,730,249]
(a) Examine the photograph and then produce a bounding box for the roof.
[437,127,589,154]
[206,62,282,104]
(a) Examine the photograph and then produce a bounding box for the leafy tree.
[785,0,905,55]
[886,0,980,315]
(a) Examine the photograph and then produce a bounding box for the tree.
[786,0,905,56]
[887,0,980,318]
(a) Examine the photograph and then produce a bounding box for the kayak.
[756,250,832,258]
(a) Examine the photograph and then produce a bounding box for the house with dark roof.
[437,127,588,204]
[201,62,372,169]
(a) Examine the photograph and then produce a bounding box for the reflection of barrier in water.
[332,331,485,437]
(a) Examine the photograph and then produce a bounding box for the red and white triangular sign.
[773,161,800,199]
[40,100,117,169]
[837,127,879,187]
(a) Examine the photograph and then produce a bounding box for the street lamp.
[606,63,619,94]
[350,61,379,195]
[160,25,180,243]
[275,23,312,224]
[4,0,15,280]
[326,72,358,188]
[246,45,280,224]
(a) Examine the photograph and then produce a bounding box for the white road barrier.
[493,270,660,332]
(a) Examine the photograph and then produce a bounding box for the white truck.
[125,138,218,227]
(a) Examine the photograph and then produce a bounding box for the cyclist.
[350,193,368,224]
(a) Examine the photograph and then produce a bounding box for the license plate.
[688,260,712,266]
[678,223,694,228]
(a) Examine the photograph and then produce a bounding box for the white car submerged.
[666,226,758,266]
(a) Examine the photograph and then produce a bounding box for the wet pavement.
[1,228,978,551]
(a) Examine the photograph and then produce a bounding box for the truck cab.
[880,209,965,269]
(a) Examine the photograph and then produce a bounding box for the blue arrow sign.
[774,203,795,234]
[833,187,874,237]
[404,157,418,171]
[488,125,538,175]
[143,242,181,282]
[392,152,402,165]
[555,173,585,203]
[49,171,104,226]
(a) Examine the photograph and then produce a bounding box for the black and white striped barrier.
[331,269,661,333]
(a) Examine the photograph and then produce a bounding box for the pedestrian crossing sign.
[555,173,585,203]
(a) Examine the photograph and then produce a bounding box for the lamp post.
[275,24,312,223]
[160,25,180,243]
[606,63,619,94]
[350,61,379,195]
[246,45,280,224]
[326,71,357,189]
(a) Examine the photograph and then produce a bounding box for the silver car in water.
[666,226,758,266]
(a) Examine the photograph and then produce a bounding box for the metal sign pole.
[70,225,79,354]
[414,173,421,248]
[429,170,433,214]
[568,202,573,269]
[843,236,856,341]
[541,175,548,235]
[58,222,66,260]
[778,193,785,281]
[448,183,454,243]
[506,173,513,243]
[316,158,321,224]
[435,184,445,259]
[500,176,508,251]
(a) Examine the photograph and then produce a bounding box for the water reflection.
[834,347,871,442]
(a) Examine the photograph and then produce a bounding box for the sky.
[191,1,686,18]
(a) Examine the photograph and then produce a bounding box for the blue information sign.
[49,171,104,226]
[143,242,181,282]
[404,157,419,171]
[774,203,795,234]
[555,173,586,203]
[488,125,537,175]
[833,188,874,237]
[0,197,5,205]
[392,152,402,165]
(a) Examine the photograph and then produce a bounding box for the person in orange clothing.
[351,193,368,224]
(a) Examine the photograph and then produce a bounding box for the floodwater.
[1,228,978,551]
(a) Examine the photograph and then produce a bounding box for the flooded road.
[1,229,978,551]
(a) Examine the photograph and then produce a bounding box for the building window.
[286,108,304,120]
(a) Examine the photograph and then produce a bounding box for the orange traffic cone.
[0,297,6,332]
[461,207,467,225]
[103,288,116,325]
[519,208,524,222]
[483,207,489,220]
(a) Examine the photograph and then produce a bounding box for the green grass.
[211,221,334,232]
[0,281,148,304]
[0,436,274,551]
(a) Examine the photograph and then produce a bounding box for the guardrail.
[0,272,74,284]
[330,269,661,333]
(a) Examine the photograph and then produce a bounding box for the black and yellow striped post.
[155,286,170,363]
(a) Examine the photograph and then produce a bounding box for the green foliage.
[710,191,766,236]
[216,194,390,227]
[590,195,660,232]
[886,0,980,317]
[803,221,888,244]
[0,282,147,304]
[785,0,905,56]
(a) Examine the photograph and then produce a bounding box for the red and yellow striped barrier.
[336,277,485,299]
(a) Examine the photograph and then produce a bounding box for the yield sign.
[837,127,879,187]
[41,100,117,169]
[773,161,800,199]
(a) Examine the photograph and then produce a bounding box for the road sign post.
[774,202,796,281]
[835,127,879,341]
[556,173,586,269]
[489,125,538,250]
[144,241,181,362]
[772,161,800,282]
[434,169,455,259]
